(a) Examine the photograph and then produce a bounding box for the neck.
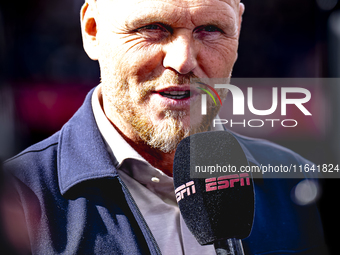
[101,103,176,176]
[111,123,176,176]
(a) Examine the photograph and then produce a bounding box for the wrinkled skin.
[81,0,244,175]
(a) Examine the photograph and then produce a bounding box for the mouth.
[154,85,201,101]
[158,90,191,100]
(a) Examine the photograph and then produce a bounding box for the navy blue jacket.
[3,89,327,254]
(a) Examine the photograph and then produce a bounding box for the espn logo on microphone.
[205,173,251,192]
[175,181,196,202]
[175,174,251,202]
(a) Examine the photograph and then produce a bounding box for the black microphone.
[173,131,255,255]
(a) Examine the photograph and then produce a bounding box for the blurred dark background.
[0,0,340,254]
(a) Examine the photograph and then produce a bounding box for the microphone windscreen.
[173,131,255,245]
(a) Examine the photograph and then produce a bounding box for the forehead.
[128,0,239,8]
[98,0,239,27]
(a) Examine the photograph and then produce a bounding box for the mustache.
[135,72,201,99]
[147,71,199,86]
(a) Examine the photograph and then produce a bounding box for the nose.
[163,33,198,74]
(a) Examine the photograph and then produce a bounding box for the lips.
[148,86,201,110]
[155,85,201,100]
[159,90,191,100]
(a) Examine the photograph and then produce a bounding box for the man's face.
[85,0,243,153]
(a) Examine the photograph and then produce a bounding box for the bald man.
[2,0,327,254]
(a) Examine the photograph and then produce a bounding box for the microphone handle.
[214,238,245,255]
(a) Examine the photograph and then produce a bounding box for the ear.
[237,3,245,38]
[80,0,99,60]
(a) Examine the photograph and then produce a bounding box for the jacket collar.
[57,88,119,195]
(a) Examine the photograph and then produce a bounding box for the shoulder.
[230,131,313,166]
[3,132,60,185]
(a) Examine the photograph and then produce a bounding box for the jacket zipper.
[118,176,162,255]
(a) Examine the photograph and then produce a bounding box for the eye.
[135,23,170,41]
[140,24,167,31]
[194,25,224,41]
[202,25,223,33]
[136,23,171,34]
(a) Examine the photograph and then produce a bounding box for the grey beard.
[101,71,224,153]
[130,110,190,153]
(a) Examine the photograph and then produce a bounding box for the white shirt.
[91,84,220,255]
